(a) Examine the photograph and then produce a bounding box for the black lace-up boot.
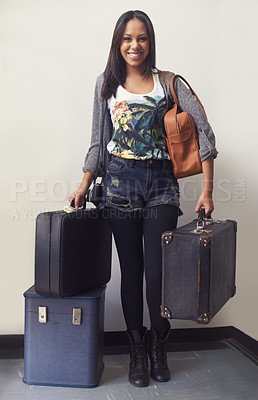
[126,327,149,387]
[149,324,170,382]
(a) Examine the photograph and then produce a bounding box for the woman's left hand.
[195,189,214,217]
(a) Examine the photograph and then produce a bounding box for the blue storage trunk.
[23,285,105,388]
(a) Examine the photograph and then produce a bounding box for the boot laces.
[152,335,167,364]
[130,342,147,368]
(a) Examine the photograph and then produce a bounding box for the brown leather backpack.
[163,72,205,179]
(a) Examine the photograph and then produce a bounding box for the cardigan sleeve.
[172,75,218,162]
[82,74,105,178]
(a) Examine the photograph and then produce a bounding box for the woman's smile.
[127,52,144,59]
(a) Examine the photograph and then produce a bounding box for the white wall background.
[1,0,257,340]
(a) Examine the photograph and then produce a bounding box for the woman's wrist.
[203,186,213,193]
[79,171,94,192]
[79,182,89,191]
[203,179,213,192]
[202,187,213,198]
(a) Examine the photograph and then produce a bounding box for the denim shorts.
[99,155,182,214]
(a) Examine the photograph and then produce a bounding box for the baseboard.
[0,326,257,363]
[104,326,257,361]
[0,335,24,359]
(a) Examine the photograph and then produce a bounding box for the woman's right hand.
[68,187,88,210]
[68,171,94,209]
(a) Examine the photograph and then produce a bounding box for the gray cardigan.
[82,70,218,179]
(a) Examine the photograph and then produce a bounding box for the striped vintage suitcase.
[23,285,105,387]
[161,216,237,324]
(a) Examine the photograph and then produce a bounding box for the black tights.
[105,204,178,333]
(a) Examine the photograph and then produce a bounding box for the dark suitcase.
[23,285,105,388]
[161,217,237,324]
[35,207,112,297]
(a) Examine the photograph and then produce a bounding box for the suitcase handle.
[196,208,213,232]
[197,208,206,229]
[195,209,228,233]
[70,198,86,209]
[63,198,87,213]
[198,208,213,224]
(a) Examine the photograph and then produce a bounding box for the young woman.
[68,10,218,387]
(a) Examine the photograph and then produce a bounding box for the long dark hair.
[101,10,156,101]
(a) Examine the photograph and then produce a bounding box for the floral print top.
[107,73,169,160]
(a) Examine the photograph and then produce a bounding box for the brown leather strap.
[173,75,206,117]
[162,71,167,85]
[163,71,206,117]
[172,74,195,96]
[169,75,180,108]
[162,72,182,108]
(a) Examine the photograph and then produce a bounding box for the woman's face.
[120,18,149,71]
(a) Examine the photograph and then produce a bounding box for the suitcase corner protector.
[228,219,237,232]
[160,305,172,319]
[161,231,173,246]
[196,312,211,324]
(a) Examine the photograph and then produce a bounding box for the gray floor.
[0,346,257,400]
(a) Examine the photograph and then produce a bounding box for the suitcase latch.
[72,308,82,325]
[38,307,47,323]
[191,228,212,234]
